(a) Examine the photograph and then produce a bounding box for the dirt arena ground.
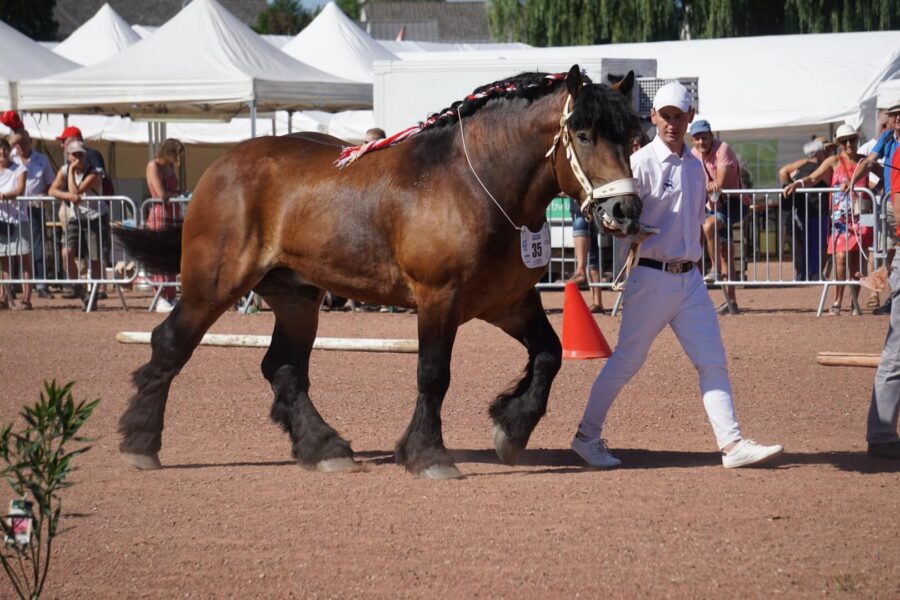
[1,285,898,598]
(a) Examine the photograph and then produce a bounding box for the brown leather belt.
[637,258,695,274]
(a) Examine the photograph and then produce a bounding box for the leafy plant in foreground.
[0,381,99,599]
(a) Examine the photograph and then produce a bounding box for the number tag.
[520,222,551,269]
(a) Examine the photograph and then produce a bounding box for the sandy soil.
[0,286,898,598]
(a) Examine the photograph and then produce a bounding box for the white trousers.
[578,265,742,450]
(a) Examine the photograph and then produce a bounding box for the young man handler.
[572,82,784,469]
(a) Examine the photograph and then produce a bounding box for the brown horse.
[116,65,642,479]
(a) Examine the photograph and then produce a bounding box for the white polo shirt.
[11,149,55,196]
[630,135,706,263]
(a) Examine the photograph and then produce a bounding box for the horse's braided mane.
[336,70,587,168]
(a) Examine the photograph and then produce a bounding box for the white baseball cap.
[653,81,692,112]
[802,140,824,156]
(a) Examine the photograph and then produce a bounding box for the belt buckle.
[667,262,683,274]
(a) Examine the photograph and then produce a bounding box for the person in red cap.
[56,126,107,183]
[0,111,24,133]
[48,140,110,311]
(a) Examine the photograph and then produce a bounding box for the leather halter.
[545,94,638,228]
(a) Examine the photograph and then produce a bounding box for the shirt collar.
[650,135,688,163]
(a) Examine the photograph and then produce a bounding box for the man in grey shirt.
[868,251,900,459]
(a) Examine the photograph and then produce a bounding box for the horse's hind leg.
[258,272,356,472]
[395,289,462,479]
[486,288,562,465]
[119,299,232,469]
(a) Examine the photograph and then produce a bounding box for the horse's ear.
[566,65,583,98]
[611,71,635,97]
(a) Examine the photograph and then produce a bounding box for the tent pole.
[251,99,257,138]
[287,110,293,134]
[147,123,154,162]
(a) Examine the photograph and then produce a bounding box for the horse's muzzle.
[588,194,643,236]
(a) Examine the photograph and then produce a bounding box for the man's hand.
[600,221,628,238]
[783,181,801,196]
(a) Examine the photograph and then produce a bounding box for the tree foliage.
[487,0,900,46]
[253,0,313,36]
[0,0,58,41]
[785,0,899,33]
[336,0,361,21]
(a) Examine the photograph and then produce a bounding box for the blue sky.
[284,0,331,11]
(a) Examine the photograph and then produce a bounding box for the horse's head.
[549,65,643,236]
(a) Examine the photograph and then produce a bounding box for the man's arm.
[785,156,836,196]
[49,168,77,202]
[778,157,809,185]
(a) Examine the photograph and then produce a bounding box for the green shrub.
[0,381,99,600]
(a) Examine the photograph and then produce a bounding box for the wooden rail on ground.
[815,352,881,368]
[116,332,418,353]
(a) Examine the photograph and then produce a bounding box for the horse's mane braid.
[421,71,575,132]
[335,71,586,168]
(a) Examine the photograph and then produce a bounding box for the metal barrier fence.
[0,196,138,312]
[537,187,883,317]
[139,197,190,312]
[0,188,886,316]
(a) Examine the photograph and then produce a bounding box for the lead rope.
[457,107,520,231]
[611,243,640,292]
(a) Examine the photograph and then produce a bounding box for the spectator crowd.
[1,101,900,318]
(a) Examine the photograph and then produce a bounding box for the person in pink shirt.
[690,120,747,314]
[145,139,185,313]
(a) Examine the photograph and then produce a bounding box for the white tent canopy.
[52,3,141,66]
[380,40,531,54]
[17,0,371,117]
[1,111,336,145]
[131,25,156,38]
[877,78,900,109]
[388,31,900,137]
[281,2,398,84]
[0,19,77,109]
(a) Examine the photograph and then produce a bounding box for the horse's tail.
[114,221,183,275]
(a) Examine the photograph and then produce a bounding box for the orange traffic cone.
[562,281,612,360]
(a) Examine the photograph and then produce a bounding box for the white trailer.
[372,57,659,134]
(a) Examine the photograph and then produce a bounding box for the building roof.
[53,0,267,39]
[361,2,490,43]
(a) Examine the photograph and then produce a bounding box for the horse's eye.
[576,132,590,145]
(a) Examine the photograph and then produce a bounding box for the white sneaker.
[722,439,784,468]
[571,435,622,468]
[704,270,718,283]
[155,298,175,313]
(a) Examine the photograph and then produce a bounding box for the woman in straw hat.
[785,124,872,315]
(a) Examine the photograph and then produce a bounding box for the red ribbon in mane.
[335,72,568,169]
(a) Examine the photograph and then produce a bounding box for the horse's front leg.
[395,289,462,480]
[486,288,562,465]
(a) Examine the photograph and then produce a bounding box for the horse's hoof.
[121,452,162,470]
[315,457,359,473]
[492,425,521,466]
[420,465,465,480]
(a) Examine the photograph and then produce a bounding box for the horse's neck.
[462,92,565,229]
